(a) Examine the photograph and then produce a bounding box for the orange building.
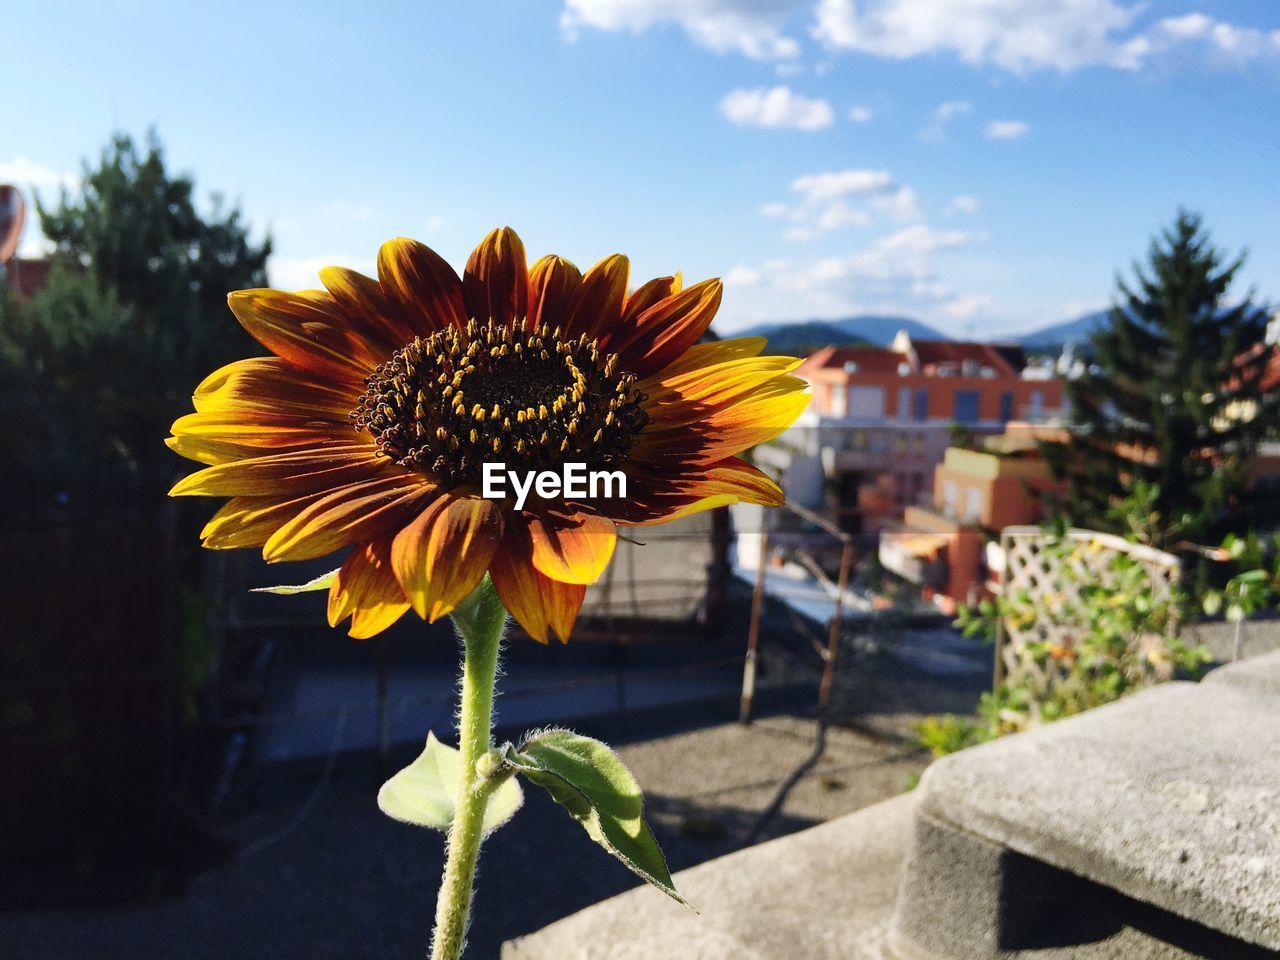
[758,330,1064,535]
[879,426,1062,612]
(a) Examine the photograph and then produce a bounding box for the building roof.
[2,257,52,300]
[801,333,1031,380]
[910,339,1025,376]
[801,345,906,376]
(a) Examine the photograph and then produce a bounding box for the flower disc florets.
[351,318,650,488]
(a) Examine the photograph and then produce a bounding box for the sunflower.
[168,228,808,642]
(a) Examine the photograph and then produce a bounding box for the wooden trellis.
[993,526,1181,693]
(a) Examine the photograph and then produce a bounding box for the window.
[954,390,980,423]
[1030,389,1045,413]
[913,389,929,421]
[943,481,958,516]
[999,391,1014,422]
[830,383,846,416]
[847,386,885,418]
[964,487,982,522]
[911,434,925,456]
[898,386,912,420]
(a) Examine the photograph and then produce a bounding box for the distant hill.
[735,314,951,351]
[1016,309,1110,349]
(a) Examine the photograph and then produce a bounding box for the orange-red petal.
[610,278,723,377]
[528,255,582,334]
[320,265,422,353]
[376,238,467,333]
[199,491,338,549]
[193,357,357,419]
[618,274,680,330]
[527,512,617,585]
[490,523,586,644]
[463,227,529,329]
[170,411,352,450]
[263,474,436,562]
[563,253,628,340]
[327,537,411,639]
[169,445,389,498]
[391,495,503,621]
[226,289,376,381]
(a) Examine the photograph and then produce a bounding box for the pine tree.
[1042,211,1278,548]
[0,132,271,514]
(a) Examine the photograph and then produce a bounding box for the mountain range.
[729,310,1109,353]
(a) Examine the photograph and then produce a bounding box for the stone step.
[504,651,1280,959]
[898,660,1280,956]
[502,793,916,960]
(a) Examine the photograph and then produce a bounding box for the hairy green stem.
[430,577,507,960]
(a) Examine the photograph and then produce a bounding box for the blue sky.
[4,0,1278,337]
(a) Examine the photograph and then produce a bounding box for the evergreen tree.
[1042,211,1278,548]
[0,132,271,514]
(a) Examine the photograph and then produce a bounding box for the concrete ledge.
[914,676,1280,951]
[501,792,917,960]
[1205,648,1280,697]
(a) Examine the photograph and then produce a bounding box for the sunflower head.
[168,228,809,643]
[350,318,649,487]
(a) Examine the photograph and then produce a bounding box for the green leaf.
[505,729,688,907]
[378,732,523,835]
[251,568,340,595]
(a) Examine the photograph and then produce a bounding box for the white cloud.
[425,214,448,231]
[724,264,762,287]
[868,185,922,223]
[920,99,972,141]
[270,253,376,290]
[720,86,835,130]
[985,119,1030,140]
[934,99,972,121]
[847,104,874,122]
[942,293,993,320]
[813,0,1142,73]
[763,168,922,241]
[0,157,78,191]
[1133,13,1280,67]
[874,224,975,255]
[560,0,803,60]
[813,0,1280,74]
[790,168,893,203]
[946,194,981,215]
[720,222,990,332]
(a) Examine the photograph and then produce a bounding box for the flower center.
[351,319,650,489]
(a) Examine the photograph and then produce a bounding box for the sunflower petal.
[263,474,436,562]
[528,255,582,334]
[490,523,586,643]
[619,274,680,329]
[641,355,805,428]
[563,253,628,340]
[611,278,723,377]
[169,445,389,498]
[170,411,350,450]
[199,491,337,549]
[320,265,421,352]
[391,496,502,621]
[328,537,412,639]
[527,512,616,585]
[227,289,375,380]
[376,238,467,332]
[463,227,529,329]
[644,336,767,381]
[193,357,356,419]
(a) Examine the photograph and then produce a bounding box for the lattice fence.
[993,526,1182,695]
